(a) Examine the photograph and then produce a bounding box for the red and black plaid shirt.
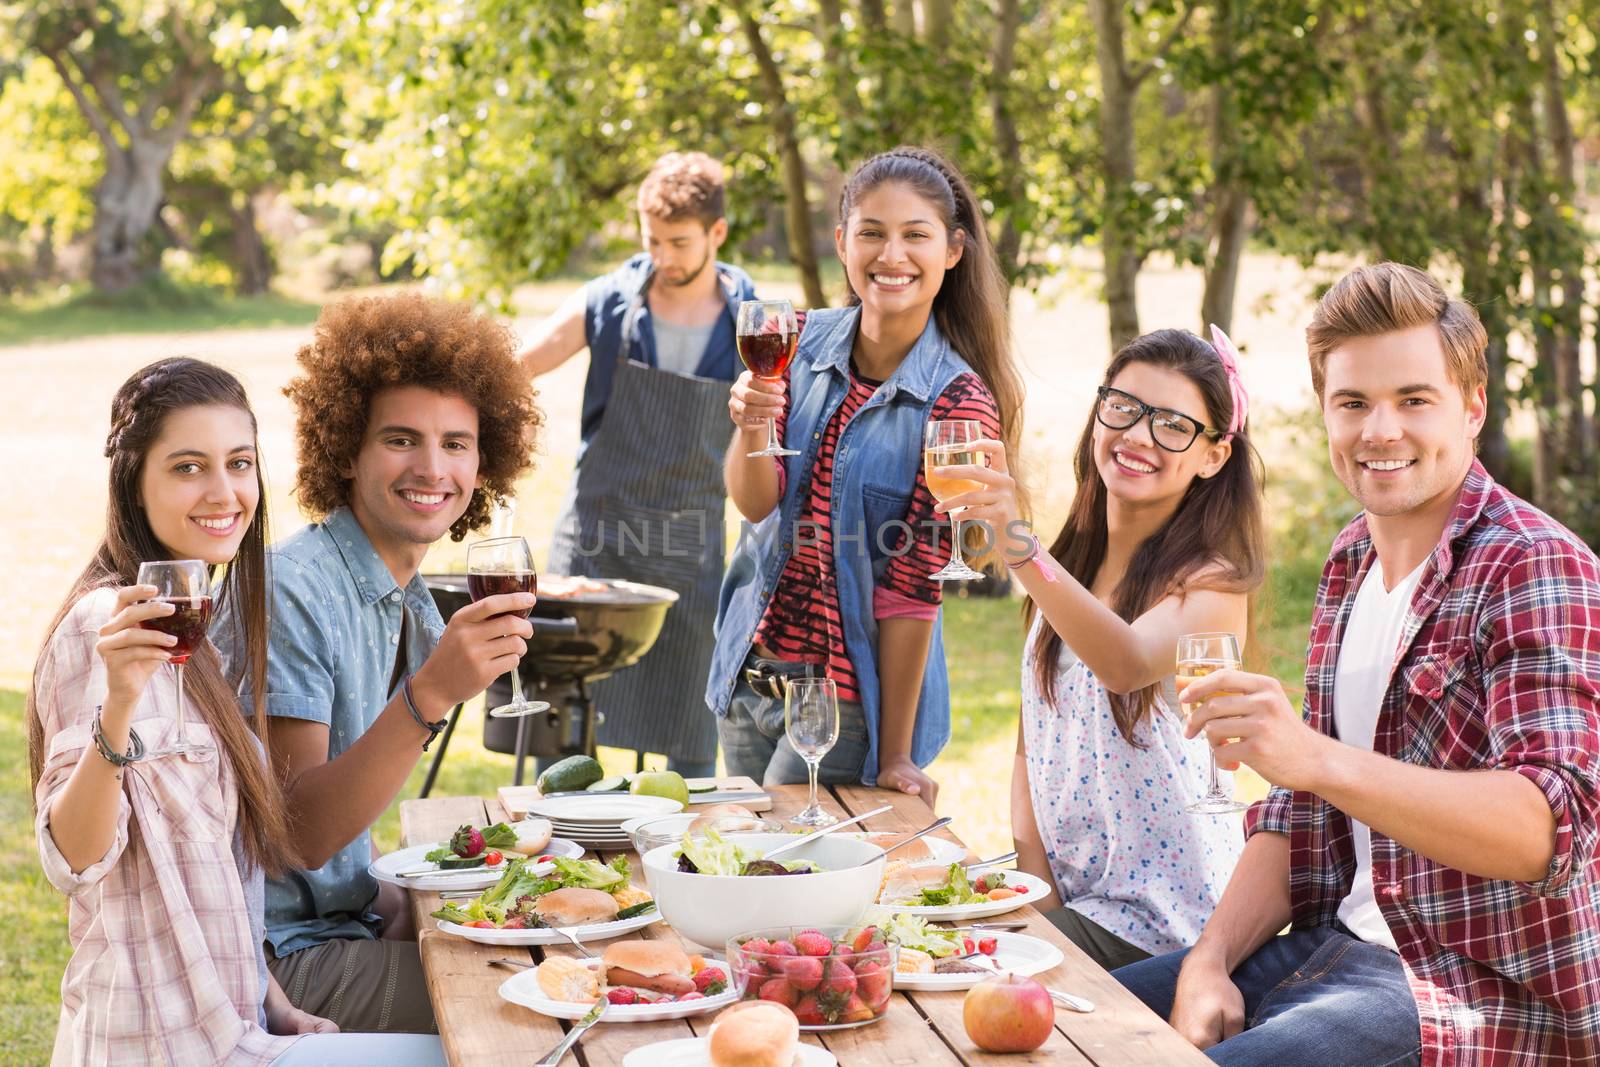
[1245,461,1600,1065]
[754,368,1001,702]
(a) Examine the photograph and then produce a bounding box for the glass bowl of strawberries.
[726,924,897,1029]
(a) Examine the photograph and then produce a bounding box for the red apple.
[962,972,1055,1053]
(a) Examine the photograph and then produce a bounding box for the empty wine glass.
[137,559,214,759]
[1176,632,1246,814]
[467,536,550,719]
[785,676,840,827]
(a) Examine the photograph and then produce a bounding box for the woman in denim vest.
[706,147,1026,803]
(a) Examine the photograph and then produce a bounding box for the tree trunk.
[1454,141,1511,481]
[990,0,1025,284]
[738,6,826,307]
[1536,0,1590,477]
[892,0,917,37]
[924,0,954,48]
[859,0,887,34]
[231,193,273,296]
[1200,0,1248,333]
[1088,0,1141,349]
[88,141,170,292]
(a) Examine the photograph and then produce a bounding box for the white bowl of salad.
[641,831,886,950]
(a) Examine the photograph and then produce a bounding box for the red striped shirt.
[755,368,1001,701]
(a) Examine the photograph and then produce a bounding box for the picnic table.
[399,781,1211,1067]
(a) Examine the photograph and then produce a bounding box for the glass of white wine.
[924,419,986,581]
[785,676,840,827]
[1176,632,1246,814]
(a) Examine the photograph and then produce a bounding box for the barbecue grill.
[420,574,678,790]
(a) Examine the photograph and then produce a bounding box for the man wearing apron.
[516,152,757,777]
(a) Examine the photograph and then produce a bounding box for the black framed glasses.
[1095,386,1221,453]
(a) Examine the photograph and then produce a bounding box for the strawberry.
[694,967,728,995]
[768,939,798,958]
[484,850,504,866]
[678,992,704,1001]
[838,994,876,1023]
[974,875,990,894]
[819,959,857,1001]
[741,937,773,956]
[978,937,998,956]
[851,925,879,953]
[450,824,485,859]
[962,936,976,955]
[792,994,827,1027]
[605,988,638,1006]
[794,930,833,957]
[854,960,891,1006]
[781,955,824,991]
[536,854,552,863]
[464,919,495,928]
[758,977,800,1008]
[501,914,526,929]
[1014,884,1029,894]
[862,940,887,956]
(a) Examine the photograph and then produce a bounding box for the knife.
[535,997,608,1065]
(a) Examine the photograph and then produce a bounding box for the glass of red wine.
[137,559,214,758]
[467,536,550,719]
[736,298,801,458]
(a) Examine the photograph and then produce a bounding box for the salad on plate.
[432,855,654,930]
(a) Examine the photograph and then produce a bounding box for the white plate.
[871,870,1052,920]
[528,795,684,823]
[498,957,738,1022]
[436,909,660,945]
[622,1037,836,1067]
[890,932,1063,990]
[369,835,586,891]
[849,833,967,868]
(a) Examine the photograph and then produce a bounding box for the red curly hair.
[285,292,543,540]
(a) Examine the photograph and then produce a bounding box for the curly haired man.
[221,292,543,1033]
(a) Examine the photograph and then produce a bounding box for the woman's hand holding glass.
[94,585,178,715]
[929,438,1029,566]
[728,371,788,433]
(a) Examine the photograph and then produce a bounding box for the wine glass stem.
[509,661,526,710]
[806,757,821,813]
[174,661,188,743]
[947,515,964,570]
[1208,751,1223,798]
[765,415,782,455]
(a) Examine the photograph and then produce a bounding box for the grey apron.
[547,286,732,762]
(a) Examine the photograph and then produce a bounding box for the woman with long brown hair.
[940,327,1266,971]
[30,358,444,1065]
[710,145,1025,801]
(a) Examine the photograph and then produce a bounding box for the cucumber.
[687,783,719,794]
[616,900,656,920]
[586,775,629,793]
[536,754,605,794]
[437,856,486,870]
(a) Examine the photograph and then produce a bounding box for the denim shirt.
[704,306,968,784]
[219,506,444,956]
[579,252,758,447]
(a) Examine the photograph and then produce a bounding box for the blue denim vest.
[704,305,969,785]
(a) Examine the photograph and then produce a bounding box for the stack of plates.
[525,794,684,851]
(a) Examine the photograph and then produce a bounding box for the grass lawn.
[0,282,320,347]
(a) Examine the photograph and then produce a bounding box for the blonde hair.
[636,152,726,227]
[1306,262,1488,400]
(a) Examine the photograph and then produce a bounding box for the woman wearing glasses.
[933,328,1266,970]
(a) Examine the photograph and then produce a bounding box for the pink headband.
[1208,324,1250,443]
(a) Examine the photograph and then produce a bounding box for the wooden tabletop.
[399,783,1210,1067]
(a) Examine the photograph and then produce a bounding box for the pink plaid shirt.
[1246,463,1600,1065]
[34,588,296,1066]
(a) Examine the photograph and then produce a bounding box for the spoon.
[757,804,894,865]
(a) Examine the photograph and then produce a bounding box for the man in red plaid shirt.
[1114,262,1600,1066]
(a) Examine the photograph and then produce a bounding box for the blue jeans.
[717,655,870,788]
[1112,927,1421,1067]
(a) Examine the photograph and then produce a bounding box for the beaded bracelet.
[402,675,450,751]
[92,708,145,768]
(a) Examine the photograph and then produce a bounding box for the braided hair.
[29,357,294,875]
[837,145,1030,551]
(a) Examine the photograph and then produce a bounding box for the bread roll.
[509,818,554,856]
[878,861,950,903]
[536,956,600,1002]
[864,830,934,864]
[602,939,690,977]
[708,1001,800,1067]
[534,887,619,927]
[688,803,762,835]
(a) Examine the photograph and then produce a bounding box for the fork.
[960,952,1096,1013]
[534,997,608,1065]
[547,925,597,958]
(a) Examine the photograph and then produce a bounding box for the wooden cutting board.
[498,775,773,819]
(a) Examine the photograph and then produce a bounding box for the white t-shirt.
[1332,557,1425,950]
